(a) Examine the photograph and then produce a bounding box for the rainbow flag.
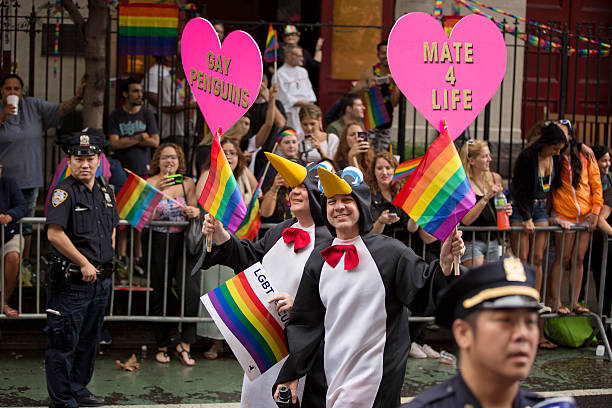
[115,170,164,232]
[118,3,178,56]
[44,153,112,215]
[392,156,422,184]
[235,181,262,241]
[199,132,247,233]
[362,86,390,130]
[263,25,279,63]
[392,126,476,242]
[201,263,288,380]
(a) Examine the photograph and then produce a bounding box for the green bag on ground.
[544,316,595,348]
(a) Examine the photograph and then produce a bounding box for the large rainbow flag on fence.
[392,156,422,184]
[118,3,178,56]
[362,86,391,130]
[263,25,279,63]
[44,154,112,215]
[235,181,262,241]
[199,132,247,234]
[116,170,165,232]
[393,125,476,242]
[201,263,288,380]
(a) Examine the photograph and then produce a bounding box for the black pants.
[590,233,612,317]
[150,231,201,347]
[45,278,111,408]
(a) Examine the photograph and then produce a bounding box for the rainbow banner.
[392,156,422,184]
[362,86,391,130]
[115,170,164,232]
[393,126,476,242]
[263,25,279,63]
[235,181,262,241]
[44,153,112,215]
[201,263,288,380]
[118,3,178,56]
[199,131,247,233]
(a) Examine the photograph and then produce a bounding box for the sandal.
[204,342,224,360]
[539,339,558,349]
[155,349,170,364]
[572,305,590,314]
[175,344,195,366]
[3,305,18,317]
[556,306,571,315]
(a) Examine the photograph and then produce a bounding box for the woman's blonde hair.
[149,143,186,176]
[459,140,493,192]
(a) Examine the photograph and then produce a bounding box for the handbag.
[185,210,205,256]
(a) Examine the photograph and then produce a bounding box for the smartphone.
[164,174,183,185]
[357,131,368,141]
[376,76,389,85]
[387,212,397,218]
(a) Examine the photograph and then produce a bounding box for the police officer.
[45,129,119,408]
[405,257,545,408]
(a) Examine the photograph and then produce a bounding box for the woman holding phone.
[298,103,339,163]
[148,143,201,366]
[333,121,374,172]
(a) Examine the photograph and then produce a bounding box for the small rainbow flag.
[235,181,262,241]
[199,132,247,234]
[118,3,178,56]
[393,126,476,242]
[362,86,390,130]
[201,263,288,380]
[44,154,112,215]
[263,25,279,63]
[115,170,165,232]
[392,156,422,184]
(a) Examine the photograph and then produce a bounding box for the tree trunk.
[64,0,108,129]
[82,0,108,128]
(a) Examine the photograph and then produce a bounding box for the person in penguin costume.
[274,166,465,408]
[200,152,331,408]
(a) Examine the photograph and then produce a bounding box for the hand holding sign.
[181,18,262,135]
[388,13,506,138]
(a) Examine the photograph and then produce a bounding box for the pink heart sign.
[181,18,262,136]
[388,13,506,138]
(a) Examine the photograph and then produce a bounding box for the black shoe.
[76,394,105,407]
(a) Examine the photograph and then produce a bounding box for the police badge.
[52,189,68,207]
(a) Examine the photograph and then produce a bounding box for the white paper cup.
[6,95,18,115]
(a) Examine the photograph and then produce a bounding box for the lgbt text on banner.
[201,263,289,380]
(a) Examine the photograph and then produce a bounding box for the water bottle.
[276,385,299,407]
[494,192,510,230]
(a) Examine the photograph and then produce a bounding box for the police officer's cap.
[62,128,104,156]
[435,257,541,328]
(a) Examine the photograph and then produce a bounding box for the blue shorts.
[510,200,549,224]
[462,239,501,263]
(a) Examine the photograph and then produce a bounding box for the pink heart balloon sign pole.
[388,13,506,139]
[181,18,262,136]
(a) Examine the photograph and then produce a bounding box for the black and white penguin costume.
[275,167,451,408]
[199,153,331,408]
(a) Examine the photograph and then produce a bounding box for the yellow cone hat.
[264,152,307,188]
[317,167,352,198]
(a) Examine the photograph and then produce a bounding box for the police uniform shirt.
[405,372,544,408]
[46,175,119,265]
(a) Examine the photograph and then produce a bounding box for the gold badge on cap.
[80,135,90,146]
[504,256,526,282]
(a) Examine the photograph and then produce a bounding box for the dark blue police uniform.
[45,132,119,408]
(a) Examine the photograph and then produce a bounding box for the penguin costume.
[199,152,331,408]
[275,167,460,408]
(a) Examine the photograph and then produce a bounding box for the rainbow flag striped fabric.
[392,126,476,242]
[115,170,164,232]
[43,154,112,215]
[118,3,178,56]
[263,25,279,63]
[201,263,288,380]
[199,132,247,233]
[392,156,422,184]
[235,181,262,241]
[362,86,390,130]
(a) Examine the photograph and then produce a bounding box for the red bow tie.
[282,227,311,252]
[320,244,359,270]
